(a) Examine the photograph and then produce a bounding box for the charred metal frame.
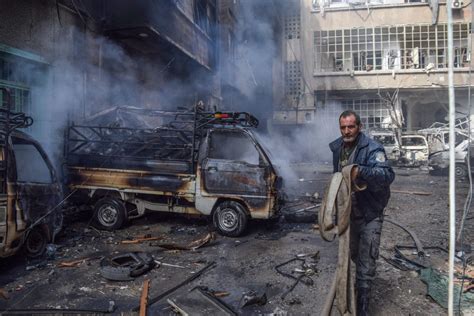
[65,106,259,174]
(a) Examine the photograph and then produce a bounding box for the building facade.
[0,0,241,159]
[274,0,473,131]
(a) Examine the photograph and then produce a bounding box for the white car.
[400,135,429,166]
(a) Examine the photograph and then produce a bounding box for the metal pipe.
[446,2,456,315]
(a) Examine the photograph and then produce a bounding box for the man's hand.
[351,166,359,181]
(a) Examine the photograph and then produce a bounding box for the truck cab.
[0,129,63,258]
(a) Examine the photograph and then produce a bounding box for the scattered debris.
[139,279,150,316]
[240,290,267,308]
[122,235,164,244]
[132,262,217,311]
[385,218,425,256]
[275,256,318,299]
[57,255,102,268]
[168,286,236,316]
[391,189,432,196]
[420,267,474,311]
[154,260,185,269]
[267,306,288,316]
[151,233,216,251]
[2,302,117,314]
[100,252,156,281]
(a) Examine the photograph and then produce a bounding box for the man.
[329,110,395,315]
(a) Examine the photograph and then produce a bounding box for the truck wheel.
[456,163,468,179]
[213,201,248,237]
[93,197,127,230]
[24,227,48,258]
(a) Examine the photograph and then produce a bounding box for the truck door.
[202,130,269,196]
[12,137,61,235]
[0,194,6,250]
[0,145,10,253]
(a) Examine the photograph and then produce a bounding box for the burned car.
[399,134,429,166]
[368,129,400,162]
[65,106,282,237]
[0,93,63,258]
[419,127,470,177]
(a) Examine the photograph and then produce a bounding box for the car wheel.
[213,201,248,237]
[456,163,468,179]
[24,227,48,258]
[93,197,127,230]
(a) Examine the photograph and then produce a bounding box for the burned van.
[65,106,282,237]
[0,122,63,258]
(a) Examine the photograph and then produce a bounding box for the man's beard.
[343,136,357,143]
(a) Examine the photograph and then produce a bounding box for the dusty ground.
[0,165,472,315]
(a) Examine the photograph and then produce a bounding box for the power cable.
[456,3,474,313]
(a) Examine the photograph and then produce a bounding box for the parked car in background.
[368,129,400,163]
[419,127,470,177]
[399,134,429,166]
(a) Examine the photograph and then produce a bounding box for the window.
[314,23,471,73]
[317,98,391,129]
[209,132,260,165]
[194,0,216,37]
[0,56,32,112]
[13,143,52,183]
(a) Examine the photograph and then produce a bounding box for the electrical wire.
[456,3,474,313]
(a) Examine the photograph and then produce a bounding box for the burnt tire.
[213,201,248,237]
[24,227,48,258]
[93,197,127,231]
[456,163,468,179]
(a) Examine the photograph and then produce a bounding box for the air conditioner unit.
[452,0,463,9]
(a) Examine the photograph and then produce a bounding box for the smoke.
[231,0,280,123]
[13,19,217,171]
[232,1,345,194]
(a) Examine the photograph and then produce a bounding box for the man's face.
[339,114,361,144]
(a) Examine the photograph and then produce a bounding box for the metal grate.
[285,14,301,40]
[285,61,302,98]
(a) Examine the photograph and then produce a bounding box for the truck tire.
[213,201,248,237]
[93,197,127,230]
[24,227,48,258]
[456,163,468,179]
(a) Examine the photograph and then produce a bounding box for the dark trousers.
[350,215,383,289]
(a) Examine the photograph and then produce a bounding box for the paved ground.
[0,165,472,315]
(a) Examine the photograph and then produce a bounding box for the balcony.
[96,0,215,70]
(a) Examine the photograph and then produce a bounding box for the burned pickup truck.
[65,106,282,236]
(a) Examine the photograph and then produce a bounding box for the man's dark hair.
[339,110,361,125]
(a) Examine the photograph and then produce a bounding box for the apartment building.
[0,0,240,150]
[274,0,473,131]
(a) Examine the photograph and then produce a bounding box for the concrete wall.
[274,0,474,130]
